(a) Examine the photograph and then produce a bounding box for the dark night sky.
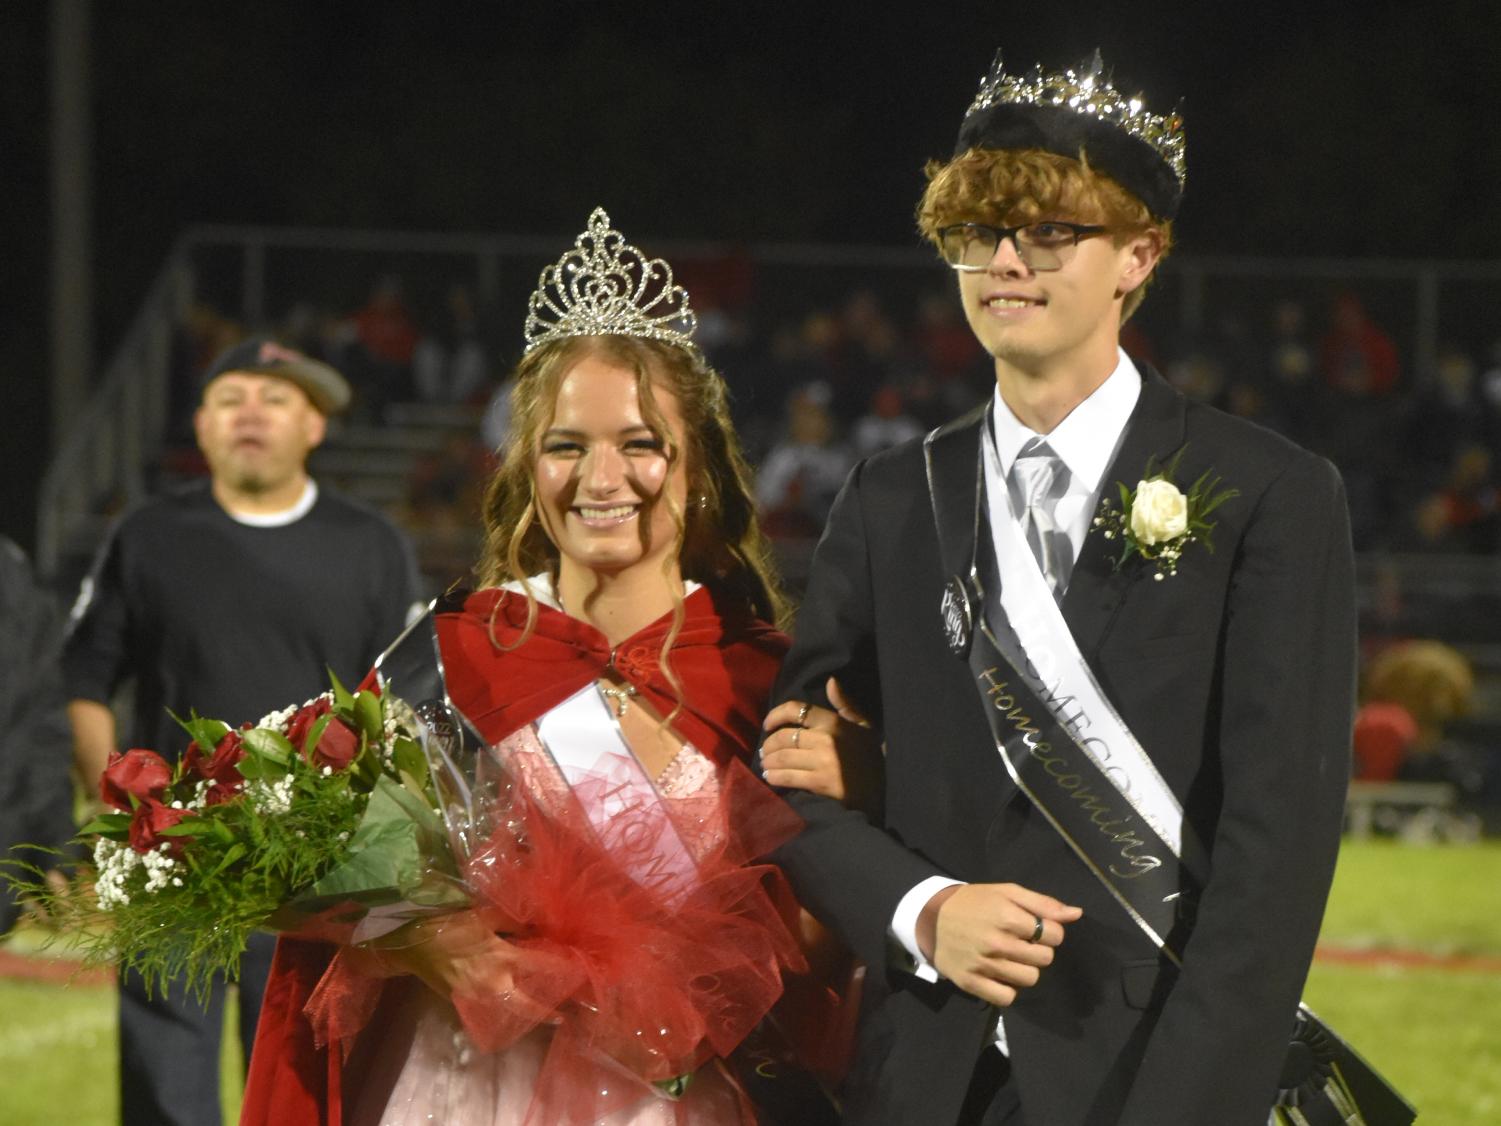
[3,0,1500,549]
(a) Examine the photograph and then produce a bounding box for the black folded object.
[1275,1007,1416,1126]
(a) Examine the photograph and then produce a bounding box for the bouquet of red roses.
[17,672,466,998]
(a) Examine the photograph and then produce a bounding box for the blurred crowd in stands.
[167,266,1501,568]
[1155,291,1501,558]
[156,261,1501,825]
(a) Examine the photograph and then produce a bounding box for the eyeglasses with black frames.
[937,221,1110,273]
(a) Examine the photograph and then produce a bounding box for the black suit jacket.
[772,369,1356,1126]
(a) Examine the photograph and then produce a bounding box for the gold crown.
[965,49,1186,186]
[523,208,697,354]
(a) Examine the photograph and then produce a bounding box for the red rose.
[201,779,242,807]
[99,749,172,812]
[284,699,333,755]
[183,729,246,805]
[310,716,361,772]
[127,798,192,854]
[284,696,362,771]
[184,729,246,784]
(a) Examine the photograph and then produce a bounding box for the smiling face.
[919,149,1172,379]
[532,354,688,586]
[956,225,1160,374]
[194,371,326,496]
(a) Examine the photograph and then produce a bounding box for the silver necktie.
[1010,440,1071,594]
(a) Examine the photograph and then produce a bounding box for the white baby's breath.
[93,838,140,910]
[254,703,298,732]
[244,773,297,816]
[140,848,178,894]
[255,691,335,734]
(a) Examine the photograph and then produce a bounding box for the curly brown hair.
[476,334,788,635]
[917,147,1174,320]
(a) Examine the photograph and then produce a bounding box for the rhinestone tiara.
[964,49,1186,188]
[523,208,697,354]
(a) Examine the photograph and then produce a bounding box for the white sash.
[981,426,1210,882]
[538,684,700,895]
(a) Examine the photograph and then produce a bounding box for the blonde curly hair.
[917,147,1173,321]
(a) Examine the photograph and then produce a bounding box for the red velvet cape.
[239,586,789,1126]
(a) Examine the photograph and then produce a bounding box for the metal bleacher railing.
[36,241,192,581]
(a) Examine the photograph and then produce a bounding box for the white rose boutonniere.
[1129,478,1189,545]
[1093,448,1238,580]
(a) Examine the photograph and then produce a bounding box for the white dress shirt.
[887,349,1142,1048]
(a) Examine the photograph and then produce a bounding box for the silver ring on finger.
[1029,914,1044,944]
[791,727,801,749]
[796,702,812,726]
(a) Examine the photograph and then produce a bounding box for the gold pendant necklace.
[600,682,638,718]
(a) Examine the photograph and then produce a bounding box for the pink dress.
[341,687,788,1125]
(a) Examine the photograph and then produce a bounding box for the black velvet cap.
[953,52,1186,221]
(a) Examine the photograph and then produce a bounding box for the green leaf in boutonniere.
[1091,447,1239,580]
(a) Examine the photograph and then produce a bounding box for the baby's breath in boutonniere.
[1092,448,1239,580]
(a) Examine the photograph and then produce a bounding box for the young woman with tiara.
[239,209,871,1126]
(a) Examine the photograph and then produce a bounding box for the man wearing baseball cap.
[63,337,423,1125]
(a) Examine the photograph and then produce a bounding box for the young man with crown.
[761,51,1358,1125]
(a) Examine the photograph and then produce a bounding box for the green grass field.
[1,838,1496,1125]
[0,965,243,1126]
[1303,840,1501,1124]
